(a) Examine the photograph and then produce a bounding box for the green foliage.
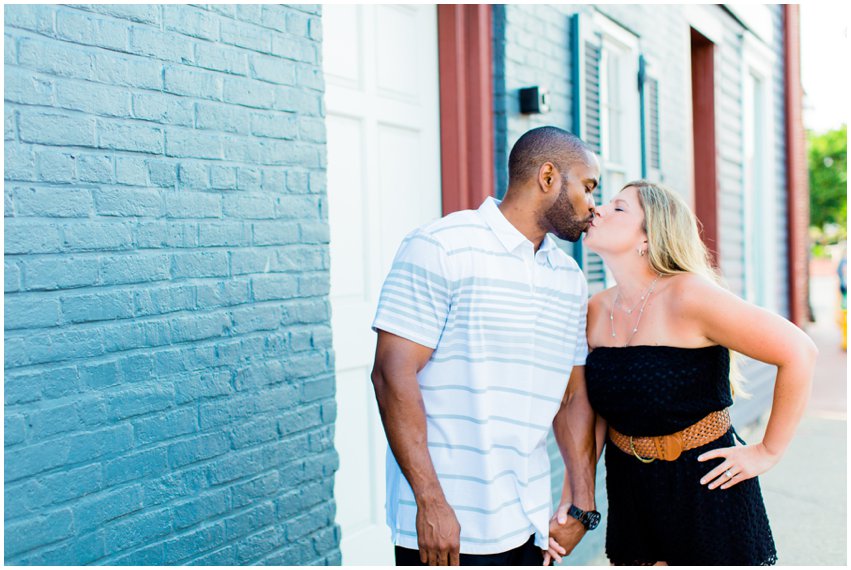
[808,124,847,237]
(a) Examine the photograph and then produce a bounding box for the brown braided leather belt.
[608,409,731,462]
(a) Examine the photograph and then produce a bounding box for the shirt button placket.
[525,245,535,295]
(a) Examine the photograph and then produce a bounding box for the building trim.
[437,5,495,215]
[690,27,720,266]
[684,4,724,45]
[741,29,780,313]
[783,4,810,326]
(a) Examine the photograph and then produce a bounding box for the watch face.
[585,511,601,530]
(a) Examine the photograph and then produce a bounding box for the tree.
[808,124,847,234]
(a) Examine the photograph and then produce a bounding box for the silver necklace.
[616,278,657,315]
[610,274,662,346]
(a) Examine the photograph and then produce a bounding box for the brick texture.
[4,4,338,565]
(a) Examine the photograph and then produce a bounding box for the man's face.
[542,156,600,242]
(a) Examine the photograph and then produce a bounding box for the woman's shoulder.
[671,271,722,288]
[588,287,616,312]
[666,272,728,312]
[587,288,616,349]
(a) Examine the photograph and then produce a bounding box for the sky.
[800,3,849,133]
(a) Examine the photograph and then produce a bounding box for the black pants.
[395,534,543,566]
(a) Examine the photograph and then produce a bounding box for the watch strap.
[567,504,600,530]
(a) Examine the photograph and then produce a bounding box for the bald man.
[371,126,601,566]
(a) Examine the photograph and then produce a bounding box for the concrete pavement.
[754,271,847,565]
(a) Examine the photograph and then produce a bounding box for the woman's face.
[583,186,647,255]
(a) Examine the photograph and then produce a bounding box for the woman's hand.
[698,442,781,490]
[541,536,567,566]
[541,503,585,565]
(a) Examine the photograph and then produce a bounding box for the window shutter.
[571,13,606,294]
[647,77,661,170]
[640,55,662,180]
[584,42,603,158]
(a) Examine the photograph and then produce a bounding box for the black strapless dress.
[585,345,777,566]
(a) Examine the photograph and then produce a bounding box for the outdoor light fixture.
[519,86,550,114]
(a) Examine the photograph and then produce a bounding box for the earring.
[638,248,646,257]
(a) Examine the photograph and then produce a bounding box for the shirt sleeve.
[572,274,590,366]
[371,229,452,349]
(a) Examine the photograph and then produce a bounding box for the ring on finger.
[724,469,733,478]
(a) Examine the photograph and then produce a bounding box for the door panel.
[323,5,442,565]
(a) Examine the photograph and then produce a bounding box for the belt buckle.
[659,432,684,461]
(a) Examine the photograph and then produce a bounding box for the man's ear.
[539,162,555,192]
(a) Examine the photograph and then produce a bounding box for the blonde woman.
[553,180,816,565]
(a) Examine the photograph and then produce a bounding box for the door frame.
[437,5,495,215]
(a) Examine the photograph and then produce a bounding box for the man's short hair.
[508,126,592,187]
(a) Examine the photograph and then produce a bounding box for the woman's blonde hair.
[624,179,747,398]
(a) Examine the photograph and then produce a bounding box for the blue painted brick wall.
[4,4,340,565]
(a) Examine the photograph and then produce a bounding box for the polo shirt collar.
[539,234,561,268]
[478,197,560,268]
[478,197,527,253]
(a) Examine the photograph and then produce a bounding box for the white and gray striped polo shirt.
[372,196,588,555]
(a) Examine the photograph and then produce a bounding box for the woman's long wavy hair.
[625,179,747,398]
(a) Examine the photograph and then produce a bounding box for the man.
[370,126,600,565]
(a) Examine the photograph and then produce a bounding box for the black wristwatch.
[567,504,601,530]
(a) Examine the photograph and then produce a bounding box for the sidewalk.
[753,273,847,565]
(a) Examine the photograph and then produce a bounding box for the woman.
[574,180,816,565]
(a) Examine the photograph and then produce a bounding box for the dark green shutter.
[571,13,606,294]
[647,77,661,171]
[639,54,662,180]
[583,41,607,295]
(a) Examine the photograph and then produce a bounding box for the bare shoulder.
[669,273,724,302]
[667,272,729,311]
[586,288,616,348]
[664,272,816,366]
[588,287,615,315]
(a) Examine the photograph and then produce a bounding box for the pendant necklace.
[610,273,662,347]
[616,277,657,315]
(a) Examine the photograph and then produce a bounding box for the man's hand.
[547,366,596,565]
[372,331,459,564]
[416,495,461,565]
[542,504,586,565]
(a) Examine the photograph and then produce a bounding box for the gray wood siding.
[716,10,748,297]
[772,5,791,319]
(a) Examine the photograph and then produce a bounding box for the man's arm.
[371,330,460,566]
[546,365,597,563]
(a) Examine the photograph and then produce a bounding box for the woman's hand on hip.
[698,442,781,490]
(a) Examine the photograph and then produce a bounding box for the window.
[595,13,642,205]
[572,12,644,292]
[742,31,778,311]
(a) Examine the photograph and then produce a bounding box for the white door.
[322,5,442,565]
